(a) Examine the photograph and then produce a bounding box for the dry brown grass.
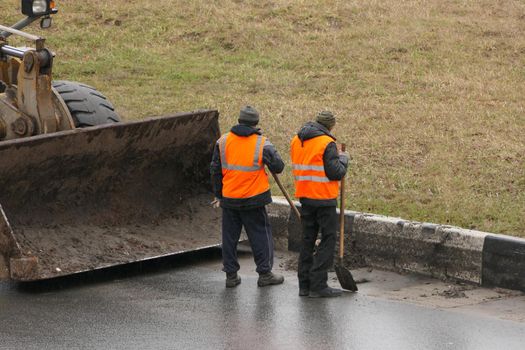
[2,0,524,236]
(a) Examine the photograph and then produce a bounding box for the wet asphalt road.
[1,248,524,350]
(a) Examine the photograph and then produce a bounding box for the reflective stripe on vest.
[294,175,331,183]
[219,133,263,172]
[292,164,325,171]
[219,132,270,199]
[290,134,339,200]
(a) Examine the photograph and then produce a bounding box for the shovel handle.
[339,143,346,259]
[270,171,301,222]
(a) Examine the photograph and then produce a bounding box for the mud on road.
[273,249,525,323]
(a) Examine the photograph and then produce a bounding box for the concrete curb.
[267,197,525,293]
[482,235,525,292]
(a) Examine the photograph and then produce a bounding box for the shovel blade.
[335,262,358,292]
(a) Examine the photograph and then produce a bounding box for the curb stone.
[268,197,525,293]
[482,235,525,292]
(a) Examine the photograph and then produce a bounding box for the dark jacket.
[295,122,349,207]
[210,124,285,210]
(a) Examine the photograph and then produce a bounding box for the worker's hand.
[338,150,350,166]
[210,198,221,209]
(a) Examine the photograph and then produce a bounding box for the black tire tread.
[52,80,121,127]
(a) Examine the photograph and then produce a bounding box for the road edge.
[267,197,525,293]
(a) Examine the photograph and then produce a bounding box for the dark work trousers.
[298,204,337,292]
[222,206,274,274]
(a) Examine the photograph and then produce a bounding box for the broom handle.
[270,171,301,221]
[339,143,346,259]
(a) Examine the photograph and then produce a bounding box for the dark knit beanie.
[238,106,260,126]
[316,111,336,129]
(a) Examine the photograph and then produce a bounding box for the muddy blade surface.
[0,110,221,281]
[335,262,358,292]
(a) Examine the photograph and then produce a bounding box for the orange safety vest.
[219,132,270,199]
[290,134,339,200]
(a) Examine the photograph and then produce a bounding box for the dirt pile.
[12,194,221,279]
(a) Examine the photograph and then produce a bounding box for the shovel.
[334,144,358,292]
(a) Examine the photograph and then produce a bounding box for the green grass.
[1,0,524,237]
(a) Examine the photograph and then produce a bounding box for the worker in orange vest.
[290,111,349,298]
[210,106,285,288]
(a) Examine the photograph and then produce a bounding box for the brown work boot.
[257,272,284,287]
[225,272,241,288]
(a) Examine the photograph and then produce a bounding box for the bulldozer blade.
[0,110,222,281]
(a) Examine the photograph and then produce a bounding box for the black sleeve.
[262,139,285,174]
[210,141,223,199]
[323,142,348,181]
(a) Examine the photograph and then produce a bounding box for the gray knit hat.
[316,111,336,129]
[238,106,260,126]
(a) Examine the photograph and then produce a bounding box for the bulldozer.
[0,1,222,281]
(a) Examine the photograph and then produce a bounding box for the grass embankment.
[2,0,524,236]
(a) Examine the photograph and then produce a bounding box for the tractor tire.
[52,80,120,127]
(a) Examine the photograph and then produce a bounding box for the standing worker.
[210,106,286,288]
[290,111,349,298]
